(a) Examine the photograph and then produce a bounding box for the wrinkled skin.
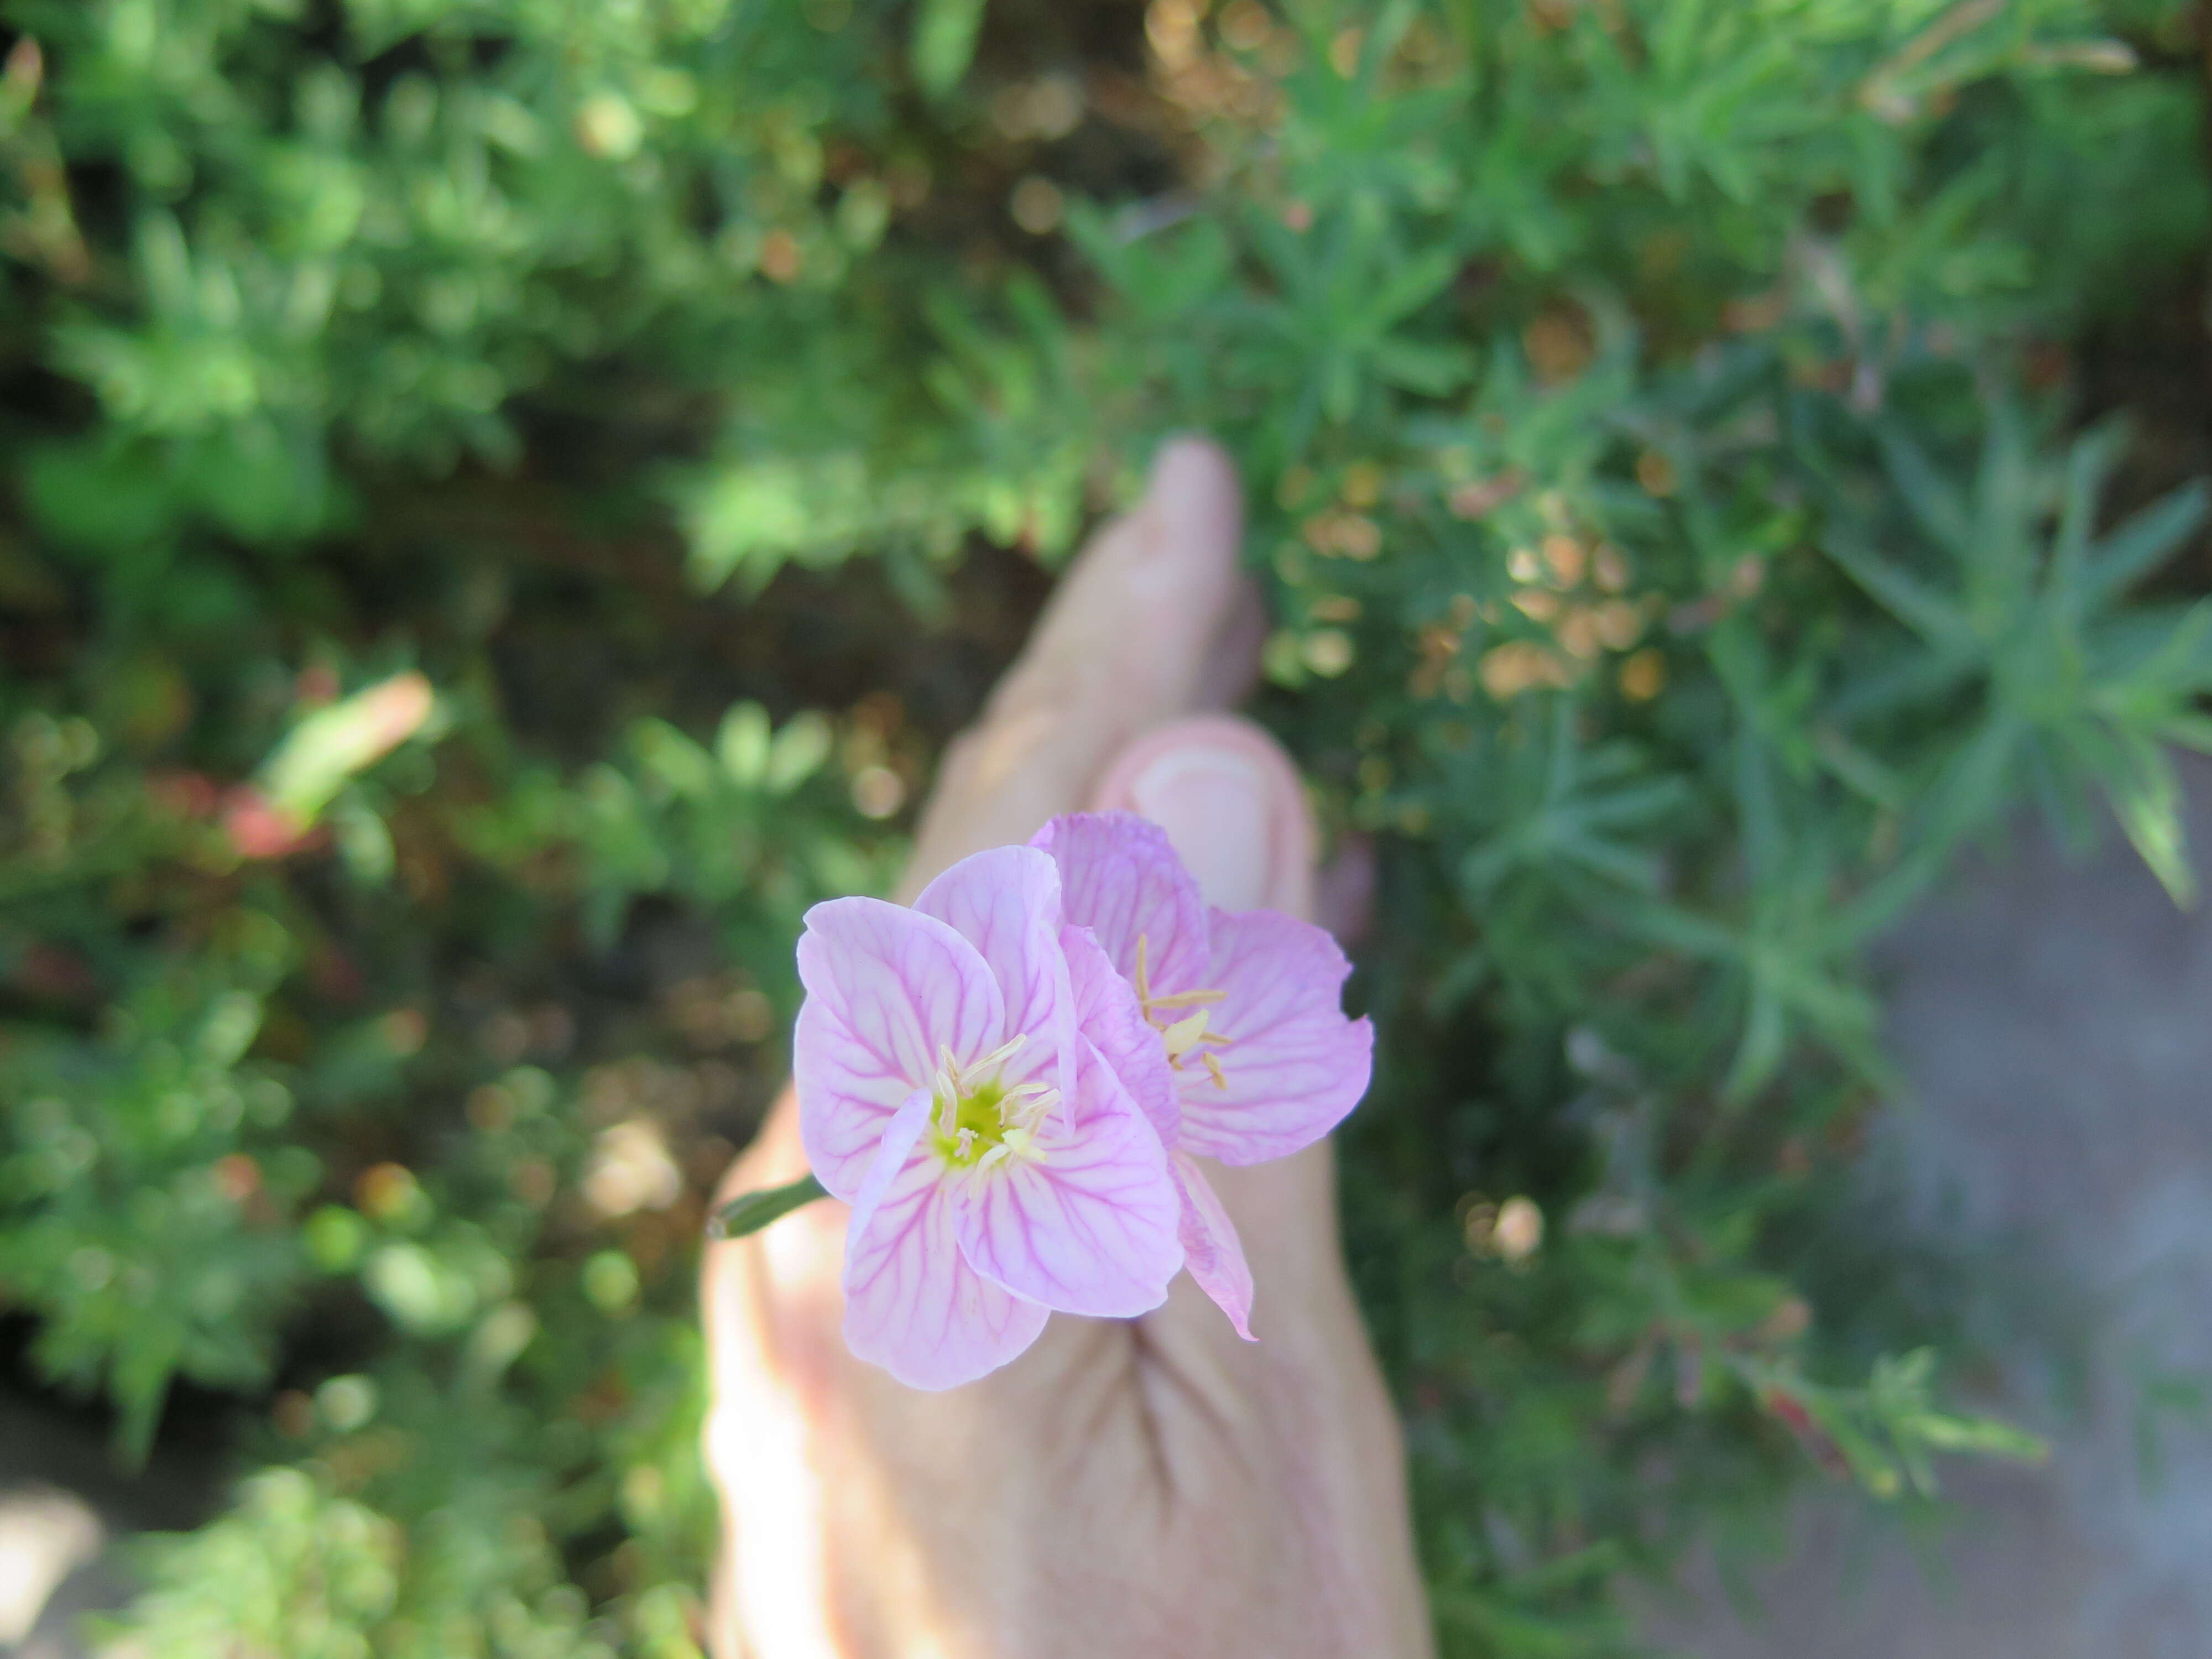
[701,440,1434,1658]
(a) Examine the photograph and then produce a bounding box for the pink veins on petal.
[792,844,1182,1390]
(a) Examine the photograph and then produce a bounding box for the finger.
[901,437,1254,896]
[1194,579,1269,712]
[1090,714,1316,921]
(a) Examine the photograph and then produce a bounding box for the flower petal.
[914,846,1072,1092]
[1062,922,1178,1149]
[1031,812,1209,997]
[1171,1152,1255,1341]
[951,1037,1182,1318]
[794,896,1004,1200]
[1175,907,1374,1165]
[842,1089,1049,1390]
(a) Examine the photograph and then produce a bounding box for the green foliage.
[95,1465,620,1658]
[1,0,2205,1653]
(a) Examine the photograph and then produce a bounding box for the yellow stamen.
[1133,930,1237,1083]
[973,1033,1029,1073]
[928,1034,1055,1169]
[1146,988,1227,1010]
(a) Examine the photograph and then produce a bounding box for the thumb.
[1090,714,1316,921]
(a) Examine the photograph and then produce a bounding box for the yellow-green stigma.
[928,1036,1057,1168]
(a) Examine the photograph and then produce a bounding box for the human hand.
[700,440,1432,1658]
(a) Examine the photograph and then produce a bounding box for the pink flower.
[1031,812,1374,1340]
[793,846,1183,1389]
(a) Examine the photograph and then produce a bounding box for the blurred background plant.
[1,0,2206,1653]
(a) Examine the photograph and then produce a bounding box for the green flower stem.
[707,1173,829,1240]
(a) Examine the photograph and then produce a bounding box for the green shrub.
[1,0,2204,1652]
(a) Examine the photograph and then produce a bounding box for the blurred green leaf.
[912,0,988,99]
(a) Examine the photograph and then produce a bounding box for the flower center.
[928,1036,1058,1168]
[1134,934,1232,1091]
